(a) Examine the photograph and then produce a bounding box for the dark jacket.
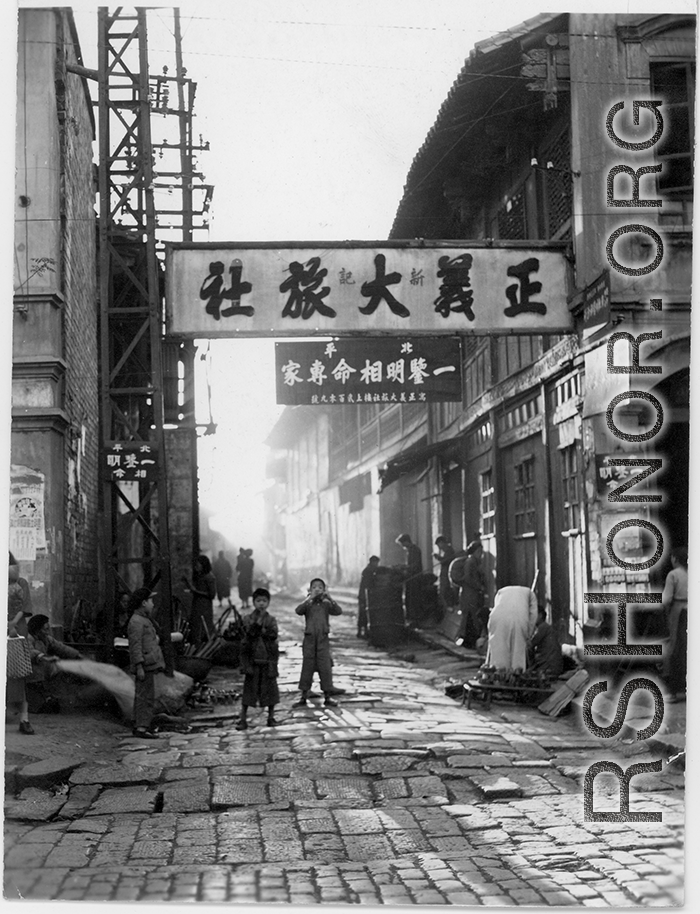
[239,609,279,678]
[127,607,165,673]
[295,594,343,639]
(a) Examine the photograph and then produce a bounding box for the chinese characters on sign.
[166,244,571,337]
[104,443,158,482]
[582,269,610,338]
[275,337,463,405]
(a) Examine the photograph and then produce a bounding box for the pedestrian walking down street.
[236,548,254,609]
[212,550,233,607]
[357,555,380,638]
[294,578,342,707]
[486,585,538,672]
[235,588,280,730]
[662,546,688,703]
[126,588,165,739]
[395,533,423,625]
[452,540,487,648]
[182,555,216,645]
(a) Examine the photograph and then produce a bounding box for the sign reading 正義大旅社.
[165,241,571,337]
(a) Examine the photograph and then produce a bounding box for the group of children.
[127,577,342,738]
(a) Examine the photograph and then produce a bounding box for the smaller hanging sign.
[103,442,158,482]
[275,337,463,405]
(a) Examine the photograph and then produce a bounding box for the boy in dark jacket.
[127,587,165,738]
[236,588,280,730]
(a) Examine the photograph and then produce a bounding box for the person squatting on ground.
[527,605,563,678]
[7,551,34,734]
[26,614,84,713]
[357,555,380,638]
[662,546,688,703]
[486,585,538,672]
[236,588,280,730]
[294,578,342,707]
[127,587,165,739]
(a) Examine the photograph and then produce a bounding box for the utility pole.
[97,7,212,663]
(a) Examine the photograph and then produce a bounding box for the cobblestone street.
[4,593,685,905]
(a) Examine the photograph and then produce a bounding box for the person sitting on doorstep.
[26,614,84,713]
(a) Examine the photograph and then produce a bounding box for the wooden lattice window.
[514,456,536,535]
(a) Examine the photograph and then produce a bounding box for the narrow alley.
[4,592,685,905]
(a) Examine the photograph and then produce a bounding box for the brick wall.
[55,11,100,620]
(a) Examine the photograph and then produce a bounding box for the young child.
[127,587,165,739]
[236,588,280,730]
[294,578,343,707]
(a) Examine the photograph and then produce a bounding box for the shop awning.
[378,438,462,492]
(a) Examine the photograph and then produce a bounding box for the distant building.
[266,12,693,643]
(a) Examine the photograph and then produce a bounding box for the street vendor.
[528,606,563,678]
[485,585,538,672]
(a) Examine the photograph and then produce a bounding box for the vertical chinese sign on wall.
[275,337,463,405]
[103,443,159,482]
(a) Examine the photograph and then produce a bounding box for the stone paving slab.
[86,787,159,816]
[211,777,269,808]
[57,785,101,820]
[69,764,163,786]
[446,753,513,768]
[5,788,68,822]
[15,756,82,791]
[468,774,525,799]
[160,781,211,813]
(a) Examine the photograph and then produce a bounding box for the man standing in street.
[293,578,343,708]
[357,555,380,638]
[395,533,423,625]
[212,550,233,608]
[433,535,457,608]
[452,540,487,648]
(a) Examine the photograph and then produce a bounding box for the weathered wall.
[12,10,98,631]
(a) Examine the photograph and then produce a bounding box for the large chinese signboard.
[275,337,462,405]
[165,242,571,337]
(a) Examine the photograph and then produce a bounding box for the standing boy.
[294,578,342,707]
[236,587,280,730]
[127,587,165,739]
